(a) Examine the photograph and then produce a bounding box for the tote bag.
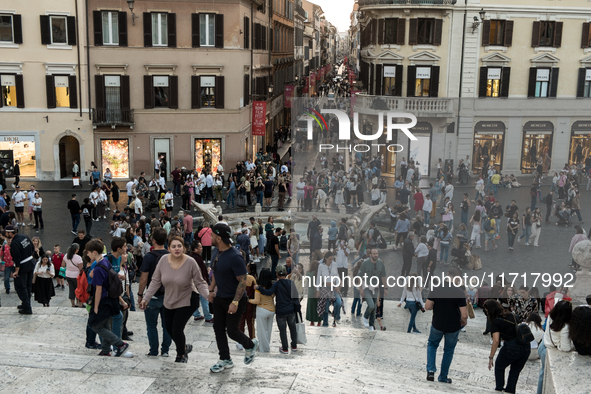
[296,311,307,345]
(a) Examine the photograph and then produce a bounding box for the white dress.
[471,222,481,247]
[334,188,344,205]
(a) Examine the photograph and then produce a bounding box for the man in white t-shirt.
[155,158,161,177]
[217,161,224,182]
[164,189,174,214]
[206,172,214,201]
[296,178,306,209]
[126,178,135,206]
[27,185,36,226]
[134,195,143,216]
[12,186,26,226]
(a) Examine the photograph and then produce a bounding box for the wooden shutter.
[262,26,267,50]
[167,13,176,48]
[397,18,405,45]
[553,21,563,48]
[504,20,514,47]
[215,14,224,48]
[68,75,78,109]
[93,11,103,46]
[500,67,511,98]
[40,15,51,45]
[13,15,22,44]
[394,65,403,96]
[372,19,377,45]
[527,68,536,97]
[215,76,225,109]
[67,16,77,45]
[243,74,249,106]
[375,64,383,95]
[549,68,559,98]
[429,66,440,97]
[46,75,56,109]
[144,75,154,109]
[531,21,540,47]
[143,13,152,47]
[378,19,384,45]
[192,13,200,48]
[407,65,416,96]
[169,76,178,109]
[191,76,201,109]
[582,23,590,48]
[95,75,105,112]
[244,16,249,48]
[433,19,443,46]
[116,12,127,47]
[408,19,418,45]
[481,20,490,46]
[478,67,488,97]
[15,75,25,108]
[577,68,586,98]
[120,75,130,110]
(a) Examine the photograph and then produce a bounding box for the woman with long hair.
[530,207,542,247]
[111,181,120,211]
[470,209,482,248]
[306,258,322,326]
[525,313,544,360]
[537,300,573,393]
[569,306,591,356]
[140,236,209,363]
[518,207,532,245]
[507,212,520,250]
[249,268,275,352]
[397,274,424,333]
[485,299,531,394]
[63,243,83,307]
[33,255,55,307]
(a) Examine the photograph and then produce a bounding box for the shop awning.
[474,121,505,135]
[523,121,553,134]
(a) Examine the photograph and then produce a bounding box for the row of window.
[274,24,294,53]
[362,64,591,98]
[0,14,76,46]
[361,17,591,49]
[0,73,76,109]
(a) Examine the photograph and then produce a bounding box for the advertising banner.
[252,101,267,136]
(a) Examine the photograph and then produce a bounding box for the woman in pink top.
[140,236,209,363]
[63,243,83,307]
[198,225,213,263]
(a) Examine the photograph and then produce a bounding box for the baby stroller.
[451,236,472,269]
[553,202,572,227]
[147,191,159,210]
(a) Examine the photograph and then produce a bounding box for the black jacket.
[403,238,415,258]
[10,233,33,267]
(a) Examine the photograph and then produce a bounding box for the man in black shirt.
[399,186,411,208]
[72,230,91,257]
[137,228,172,357]
[307,216,321,240]
[268,228,281,279]
[425,267,468,384]
[67,194,81,235]
[13,160,20,188]
[544,190,554,223]
[5,225,34,314]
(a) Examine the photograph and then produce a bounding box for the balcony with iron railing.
[354,94,456,117]
[92,108,135,129]
[358,0,456,7]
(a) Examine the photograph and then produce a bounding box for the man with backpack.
[138,228,172,357]
[482,214,497,252]
[105,237,135,340]
[85,238,130,357]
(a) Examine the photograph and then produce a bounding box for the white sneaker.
[517,237,521,243]
[461,327,466,332]
[362,316,369,328]
[369,326,375,331]
[121,351,134,358]
[235,342,244,350]
[103,216,107,219]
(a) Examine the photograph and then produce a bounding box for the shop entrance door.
[154,138,170,181]
[58,136,80,178]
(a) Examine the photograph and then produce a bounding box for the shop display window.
[195,139,221,174]
[101,139,129,178]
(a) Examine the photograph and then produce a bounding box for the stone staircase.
[0,296,540,393]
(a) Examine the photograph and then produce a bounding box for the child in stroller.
[554,202,572,226]
[451,231,472,268]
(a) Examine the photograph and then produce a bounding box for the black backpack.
[96,264,124,300]
[503,314,535,346]
[279,235,288,251]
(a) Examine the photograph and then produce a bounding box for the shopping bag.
[296,311,307,345]
[73,177,80,186]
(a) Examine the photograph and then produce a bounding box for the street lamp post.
[126,0,139,26]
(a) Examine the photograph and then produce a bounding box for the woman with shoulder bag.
[485,299,531,394]
[530,207,542,247]
[63,243,83,307]
[518,207,532,246]
[397,273,425,334]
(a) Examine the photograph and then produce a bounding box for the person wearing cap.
[256,265,300,354]
[5,225,35,314]
[207,223,259,373]
[12,186,25,226]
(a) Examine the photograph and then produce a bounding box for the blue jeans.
[112,311,123,339]
[192,293,213,320]
[537,341,546,394]
[572,209,583,222]
[405,301,419,332]
[4,266,13,290]
[495,218,500,237]
[257,191,263,207]
[493,183,498,195]
[461,210,468,227]
[531,195,537,211]
[508,232,516,248]
[271,254,279,279]
[426,326,460,382]
[519,225,531,243]
[351,287,362,316]
[227,191,235,208]
[144,295,172,356]
[363,294,378,327]
[184,232,194,246]
[439,243,449,263]
[323,292,342,326]
[424,212,431,226]
[71,214,80,232]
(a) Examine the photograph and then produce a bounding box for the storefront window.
[195,139,221,174]
[522,134,552,173]
[569,135,591,165]
[0,137,36,177]
[1,75,17,107]
[473,135,503,172]
[101,139,129,178]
